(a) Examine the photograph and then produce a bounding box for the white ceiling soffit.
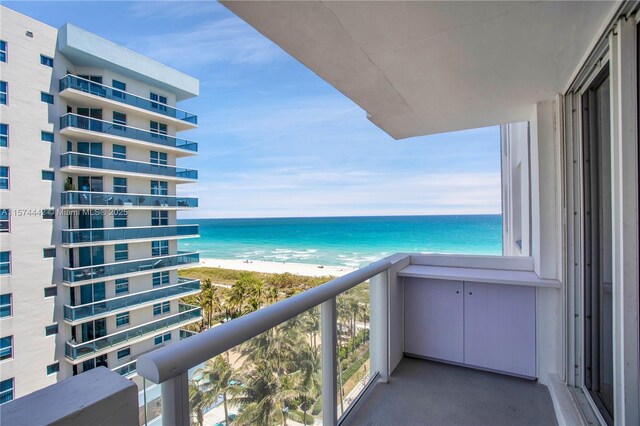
[222,1,618,139]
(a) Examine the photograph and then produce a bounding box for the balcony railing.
[60,191,198,209]
[60,114,198,153]
[60,75,198,125]
[62,251,200,284]
[112,360,137,377]
[62,225,199,245]
[65,304,202,360]
[61,152,198,180]
[63,278,201,322]
[179,329,196,340]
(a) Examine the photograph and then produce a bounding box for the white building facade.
[0,6,201,404]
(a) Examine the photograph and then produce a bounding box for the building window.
[0,336,12,360]
[152,240,169,257]
[0,124,7,147]
[40,54,53,67]
[115,312,129,327]
[150,180,168,195]
[0,81,7,105]
[0,294,11,318]
[115,278,129,294]
[150,121,167,138]
[0,209,9,233]
[151,210,168,226]
[0,252,10,275]
[0,167,7,189]
[113,111,127,130]
[152,271,170,287]
[114,244,128,262]
[43,287,57,298]
[42,209,55,219]
[153,301,170,316]
[43,248,56,258]
[45,324,58,336]
[0,378,13,405]
[42,170,55,181]
[150,92,167,111]
[154,332,172,345]
[0,41,6,63]
[114,211,127,228]
[113,144,126,159]
[113,177,127,194]
[112,80,126,98]
[46,362,60,375]
[116,346,130,359]
[150,151,167,165]
[41,131,54,143]
[40,92,54,104]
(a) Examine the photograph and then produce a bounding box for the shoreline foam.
[194,257,358,277]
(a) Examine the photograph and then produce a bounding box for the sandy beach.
[196,258,358,277]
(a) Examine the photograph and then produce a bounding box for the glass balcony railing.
[112,360,137,377]
[63,278,201,321]
[62,225,199,245]
[60,114,198,152]
[65,304,201,360]
[60,191,198,209]
[179,329,197,340]
[60,75,198,125]
[61,152,198,180]
[62,251,200,283]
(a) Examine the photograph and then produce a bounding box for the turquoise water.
[178,215,502,268]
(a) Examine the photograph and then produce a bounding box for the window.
[112,80,126,98]
[0,378,13,405]
[0,124,7,147]
[113,144,126,159]
[42,170,55,181]
[0,294,11,318]
[40,92,54,104]
[115,278,129,294]
[116,346,131,359]
[42,209,55,220]
[115,312,129,327]
[150,151,167,165]
[0,40,6,63]
[150,121,167,137]
[152,240,169,257]
[114,211,127,228]
[152,271,170,287]
[114,244,128,262]
[150,92,167,111]
[45,324,58,336]
[0,167,7,189]
[113,111,126,130]
[0,252,10,275]
[46,362,60,375]
[40,54,53,67]
[154,332,172,345]
[0,209,9,232]
[0,81,7,105]
[113,177,127,194]
[151,211,168,226]
[0,336,12,360]
[150,180,168,195]
[43,248,56,258]
[153,301,170,316]
[44,287,57,298]
[41,131,54,143]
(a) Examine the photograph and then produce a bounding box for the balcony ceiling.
[222,1,619,139]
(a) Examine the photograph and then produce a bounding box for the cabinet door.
[404,278,464,363]
[463,281,536,377]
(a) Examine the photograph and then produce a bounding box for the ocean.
[178,215,502,269]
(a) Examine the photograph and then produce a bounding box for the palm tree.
[189,378,208,426]
[293,344,320,425]
[199,354,239,426]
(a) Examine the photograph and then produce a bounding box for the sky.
[6,1,502,219]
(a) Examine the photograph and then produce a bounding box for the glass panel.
[61,192,198,208]
[60,152,197,179]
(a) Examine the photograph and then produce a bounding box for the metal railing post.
[161,371,189,426]
[370,270,389,382]
[321,297,337,426]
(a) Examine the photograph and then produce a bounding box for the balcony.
[61,225,199,247]
[60,152,197,182]
[62,251,200,284]
[59,75,198,129]
[63,278,201,323]
[65,304,201,361]
[112,360,137,378]
[60,191,198,210]
[59,114,197,155]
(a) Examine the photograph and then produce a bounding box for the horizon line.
[178,212,503,221]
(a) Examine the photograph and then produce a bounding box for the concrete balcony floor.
[346,357,557,426]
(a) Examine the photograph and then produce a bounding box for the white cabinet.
[404,278,536,378]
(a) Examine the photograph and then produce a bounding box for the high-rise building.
[0,6,201,403]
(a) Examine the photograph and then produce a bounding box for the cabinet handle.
[456,290,460,294]
[468,292,473,295]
